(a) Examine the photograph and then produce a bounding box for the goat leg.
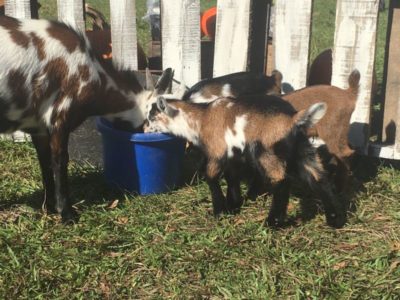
[50,128,78,224]
[224,164,243,213]
[31,133,56,213]
[312,179,346,228]
[205,159,228,216]
[265,179,290,228]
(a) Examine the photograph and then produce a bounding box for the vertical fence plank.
[382,0,400,159]
[4,0,31,18]
[57,0,85,31]
[109,0,138,70]
[161,0,200,87]
[331,0,379,153]
[3,0,32,141]
[248,0,269,73]
[213,0,251,77]
[274,0,312,93]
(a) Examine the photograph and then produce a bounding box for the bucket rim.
[96,117,179,142]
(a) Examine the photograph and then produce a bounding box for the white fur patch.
[57,96,73,113]
[309,136,326,148]
[189,91,219,104]
[224,115,248,157]
[222,84,233,97]
[163,106,200,145]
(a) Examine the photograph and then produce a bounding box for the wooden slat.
[4,0,31,19]
[213,0,251,77]
[110,0,138,70]
[273,0,312,93]
[247,0,269,73]
[381,0,400,159]
[57,0,85,31]
[161,0,200,87]
[331,0,379,153]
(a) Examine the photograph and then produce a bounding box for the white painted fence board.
[161,0,200,87]
[213,0,251,77]
[381,2,400,159]
[57,0,85,31]
[3,0,32,142]
[369,144,400,160]
[110,0,138,70]
[274,0,312,93]
[4,0,31,19]
[331,0,379,152]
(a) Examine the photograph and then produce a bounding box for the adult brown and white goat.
[0,16,172,223]
[146,96,346,228]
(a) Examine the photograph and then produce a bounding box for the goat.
[183,70,360,193]
[0,16,172,223]
[146,96,347,228]
[182,70,282,103]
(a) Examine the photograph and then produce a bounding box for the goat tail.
[294,102,327,130]
[348,69,360,95]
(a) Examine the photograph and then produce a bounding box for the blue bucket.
[96,118,186,195]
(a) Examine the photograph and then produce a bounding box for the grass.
[1,0,400,299]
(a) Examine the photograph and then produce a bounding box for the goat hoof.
[61,209,79,225]
[325,212,346,228]
[265,216,285,228]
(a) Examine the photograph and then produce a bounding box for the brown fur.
[30,32,46,61]
[148,96,346,228]
[166,98,298,185]
[47,21,86,53]
[282,70,359,162]
[0,17,30,48]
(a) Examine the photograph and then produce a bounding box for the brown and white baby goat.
[146,96,346,228]
[0,16,172,223]
[183,70,360,195]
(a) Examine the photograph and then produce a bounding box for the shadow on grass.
[0,168,122,213]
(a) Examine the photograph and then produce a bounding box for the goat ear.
[157,96,179,118]
[155,68,174,94]
[146,68,155,90]
[296,102,327,127]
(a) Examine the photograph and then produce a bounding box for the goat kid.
[183,70,360,195]
[182,70,282,103]
[0,16,172,223]
[146,96,346,228]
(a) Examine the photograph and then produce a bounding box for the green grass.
[1,140,400,298]
[1,0,399,299]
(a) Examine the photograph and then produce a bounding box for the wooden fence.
[2,0,400,160]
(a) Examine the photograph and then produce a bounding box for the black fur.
[182,72,278,101]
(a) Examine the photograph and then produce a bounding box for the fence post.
[247,0,270,74]
[213,0,252,77]
[381,0,400,159]
[4,0,31,19]
[57,0,85,31]
[273,0,313,93]
[109,0,138,71]
[161,0,200,87]
[331,0,379,154]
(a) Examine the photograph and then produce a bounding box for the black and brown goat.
[146,96,346,228]
[182,71,282,103]
[0,16,172,223]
